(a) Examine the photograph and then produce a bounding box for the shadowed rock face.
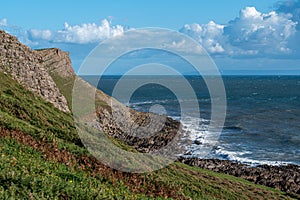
[0,30,70,112]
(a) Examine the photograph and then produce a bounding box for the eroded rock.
[0,30,70,112]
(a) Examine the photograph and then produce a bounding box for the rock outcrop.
[0,29,184,154]
[72,76,186,154]
[0,30,70,112]
[37,48,75,78]
[96,106,185,153]
[178,157,300,195]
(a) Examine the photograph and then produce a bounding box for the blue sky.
[1,0,300,74]
[1,0,277,30]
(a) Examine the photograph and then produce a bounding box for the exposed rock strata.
[37,48,74,78]
[0,30,69,112]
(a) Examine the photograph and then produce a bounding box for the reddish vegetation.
[0,126,184,199]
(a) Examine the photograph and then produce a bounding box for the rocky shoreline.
[96,98,300,196]
[1,29,299,198]
[94,89,300,196]
[178,157,300,195]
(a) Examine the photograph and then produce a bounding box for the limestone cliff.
[0,30,184,154]
[37,48,75,78]
[0,30,70,112]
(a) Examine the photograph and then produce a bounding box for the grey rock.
[178,157,300,195]
[0,30,70,112]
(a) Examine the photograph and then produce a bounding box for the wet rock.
[194,140,202,145]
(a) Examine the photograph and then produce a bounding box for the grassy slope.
[0,71,296,199]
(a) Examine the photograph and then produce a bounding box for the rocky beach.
[179,157,300,195]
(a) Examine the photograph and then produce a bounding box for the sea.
[83,75,300,166]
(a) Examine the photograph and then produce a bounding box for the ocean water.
[84,75,300,166]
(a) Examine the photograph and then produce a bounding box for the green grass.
[0,72,80,145]
[0,71,297,199]
[0,137,150,200]
[49,72,109,112]
[48,72,75,110]
[152,162,291,200]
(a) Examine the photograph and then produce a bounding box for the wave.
[131,99,169,105]
[128,98,210,107]
[128,100,300,167]
[180,116,224,158]
[180,116,300,167]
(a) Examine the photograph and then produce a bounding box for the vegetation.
[48,72,76,110]
[0,71,297,199]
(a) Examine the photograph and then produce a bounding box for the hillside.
[0,30,297,199]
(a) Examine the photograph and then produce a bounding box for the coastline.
[1,29,299,199]
[178,157,300,196]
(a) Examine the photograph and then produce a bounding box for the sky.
[1,0,300,75]
[0,0,277,30]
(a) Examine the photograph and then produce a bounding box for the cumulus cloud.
[29,29,52,41]
[180,6,298,57]
[225,7,297,56]
[28,19,125,44]
[275,0,300,57]
[276,0,300,29]
[180,21,225,54]
[2,4,300,60]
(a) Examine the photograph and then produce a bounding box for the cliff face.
[0,30,70,112]
[0,30,183,154]
[37,48,75,78]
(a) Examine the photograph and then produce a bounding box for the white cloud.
[0,18,7,26]
[180,21,225,54]
[29,29,52,40]
[180,7,298,57]
[159,38,204,55]
[276,0,300,57]
[240,6,261,19]
[276,0,300,30]
[28,19,125,44]
[2,5,300,60]
[224,7,297,56]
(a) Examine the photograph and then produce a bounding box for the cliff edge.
[0,30,70,112]
[0,30,183,154]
